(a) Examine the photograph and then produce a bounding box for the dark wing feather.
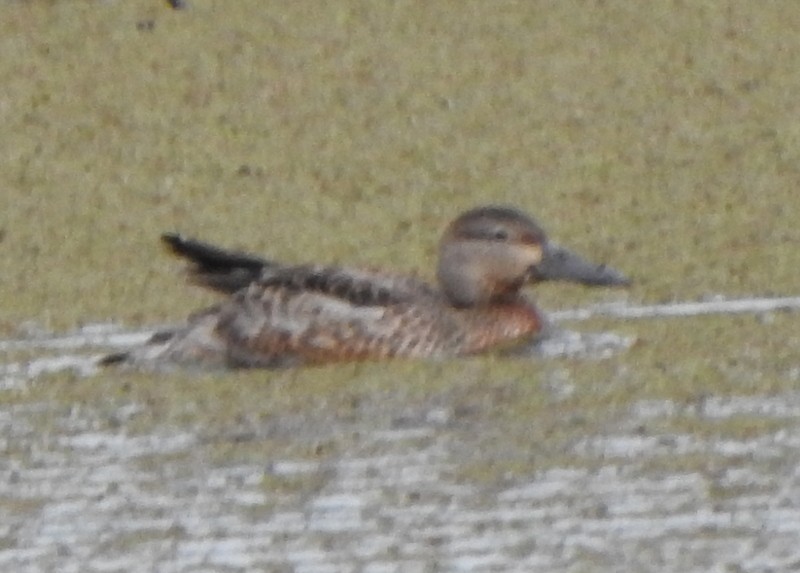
[161,233,275,294]
[257,265,438,307]
[161,233,438,306]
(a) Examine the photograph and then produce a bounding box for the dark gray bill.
[529,242,630,287]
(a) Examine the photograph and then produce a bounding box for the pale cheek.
[521,244,544,266]
[504,247,542,277]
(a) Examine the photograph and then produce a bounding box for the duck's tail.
[96,328,181,369]
[161,233,275,294]
[97,312,229,372]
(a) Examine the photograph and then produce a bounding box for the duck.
[101,205,629,370]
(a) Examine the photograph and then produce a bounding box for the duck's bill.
[529,243,630,287]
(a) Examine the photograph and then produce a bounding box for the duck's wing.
[256,264,438,306]
[161,232,438,306]
[161,233,275,294]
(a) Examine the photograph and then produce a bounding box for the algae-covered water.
[2,1,800,571]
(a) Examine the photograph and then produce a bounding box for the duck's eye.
[492,229,509,241]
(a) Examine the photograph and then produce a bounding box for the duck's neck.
[458,298,542,354]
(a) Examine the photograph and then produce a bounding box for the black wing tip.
[160,232,191,256]
[159,232,268,269]
[161,231,182,244]
[158,232,273,293]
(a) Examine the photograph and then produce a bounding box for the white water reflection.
[0,320,635,385]
[2,299,800,571]
[1,388,799,572]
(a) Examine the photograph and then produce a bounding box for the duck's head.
[437,205,629,307]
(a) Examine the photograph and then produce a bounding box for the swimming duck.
[102,205,629,370]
